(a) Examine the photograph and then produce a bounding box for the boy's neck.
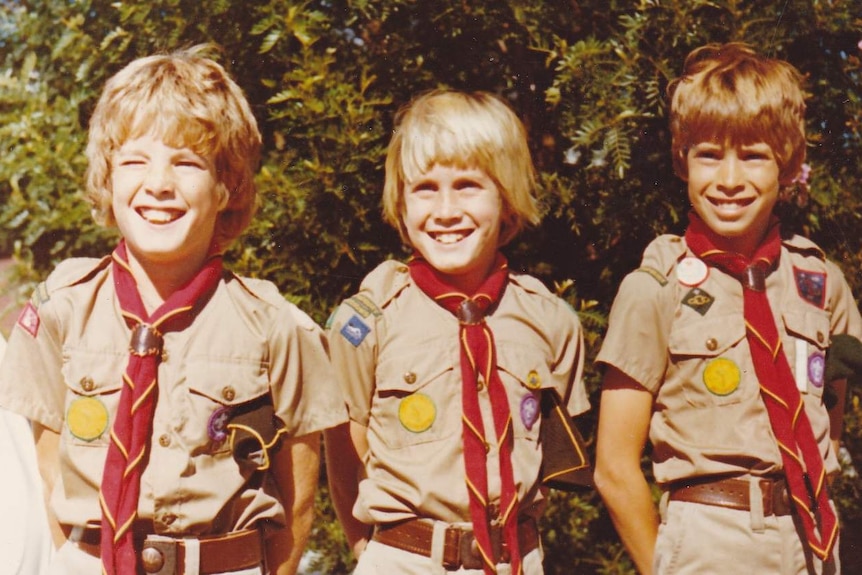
[123,250,208,314]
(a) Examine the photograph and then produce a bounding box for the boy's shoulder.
[40,256,112,299]
[781,233,827,261]
[227,273,319,331]
[634,234,688,286]
[349,259,412,311]
[508,270,558,300]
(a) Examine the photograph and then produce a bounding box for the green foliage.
[1,1,861,572]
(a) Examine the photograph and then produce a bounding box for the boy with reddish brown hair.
[595,42,862,574]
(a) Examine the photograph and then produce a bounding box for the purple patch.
[520,393,540,431]
[808,352,825,388]
[208,406,232,442]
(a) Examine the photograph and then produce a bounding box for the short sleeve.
[267,303,348,437]
[0,283,66,430]
[596,268,674,394]
[826,259,862,341]
[552,299,589,417]
[327,298,379,426]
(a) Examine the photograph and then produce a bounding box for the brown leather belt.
[372,518,539,570]
[61,525,263,574]
[669,476,792,516]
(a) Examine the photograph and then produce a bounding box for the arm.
[594,366,657,574]
[266,433,320,575]
[34,423,64,548]
[324,421,371,558]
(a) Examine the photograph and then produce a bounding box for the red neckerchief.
[685,212,837,561]
[100,240,223,574]
[409,254,521,575]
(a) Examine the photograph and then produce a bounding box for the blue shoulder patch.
[340,314,371,347]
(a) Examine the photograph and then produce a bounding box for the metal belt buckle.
[458,529,484,570]
[141,536,178,575]
[458,527,503,569]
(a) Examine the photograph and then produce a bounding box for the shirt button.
[222,386,236,401]
[158,434,171,447]
[162,513,177,526]
[705,338,718,351]
[817,331,825,344]
[403,371,417,384]
[477,376,485,391]
[79,377,95,392]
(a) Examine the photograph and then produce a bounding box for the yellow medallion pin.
[398,393,436,433]
[525,369,542,390]
[702,358,741,396]
[67,396,109,441]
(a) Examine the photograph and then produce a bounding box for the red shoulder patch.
[16,302,40,338]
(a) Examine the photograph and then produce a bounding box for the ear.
[216,183,230,211]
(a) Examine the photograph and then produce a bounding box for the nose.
[717,156,744,193]
[143,163,176,197]
[434,188,463,220]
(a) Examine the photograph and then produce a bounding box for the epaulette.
[33,257,110,309]
[508,272,555,299]
[637,234,687,286]
[782,234,827,261]
[350,260,411,313]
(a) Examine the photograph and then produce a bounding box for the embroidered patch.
[682,287,715,316]
[398,393,436,433]
[344,294,381,318]
[635,266,668,286]
[808,352,825,388]
[208,406,232,442]
[340,315,371,347]
[520,393,540,431]
[702,357,741,396]
[67,396,109,441]
[677,257,709,287]
[794,267,826,308]
[16,302,41,338]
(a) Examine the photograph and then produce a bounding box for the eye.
[453,178,482,191]
[410,180,438,194]
[692,147,720,160]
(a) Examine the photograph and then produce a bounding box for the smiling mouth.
[138,208,184,224]
[708,197,755,209]
[430,231,472,244]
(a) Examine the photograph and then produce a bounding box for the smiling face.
[111,134,226,274]
[686,140,780,256]
[403,163,505,293]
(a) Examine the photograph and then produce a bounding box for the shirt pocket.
[62,349,126,447]
[372,345,458,449]
[782,309,831,397]
[668,313,755,407]
[185,358,271,455]
[497,345,551,442]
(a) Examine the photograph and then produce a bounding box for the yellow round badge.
[398,393,436,433]
[702,358,741,396]
[67,396,109,441]
[525,369,542,390]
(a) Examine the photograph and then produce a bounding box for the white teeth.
[434,232,466,244]
[140,209,182,224]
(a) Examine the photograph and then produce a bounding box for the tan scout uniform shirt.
[597,234,862,485]
[0,256,347,535]
[328,260,589,526]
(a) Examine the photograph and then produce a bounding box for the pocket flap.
[186,359,269,405]
[669,313,746,358]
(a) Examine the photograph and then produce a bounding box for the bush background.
[1,1,860,572]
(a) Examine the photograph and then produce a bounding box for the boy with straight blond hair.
[0,46,346,575]
[595,42,862,574]
[325,89,589,574]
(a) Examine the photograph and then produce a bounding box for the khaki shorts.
[655,496,840,575]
